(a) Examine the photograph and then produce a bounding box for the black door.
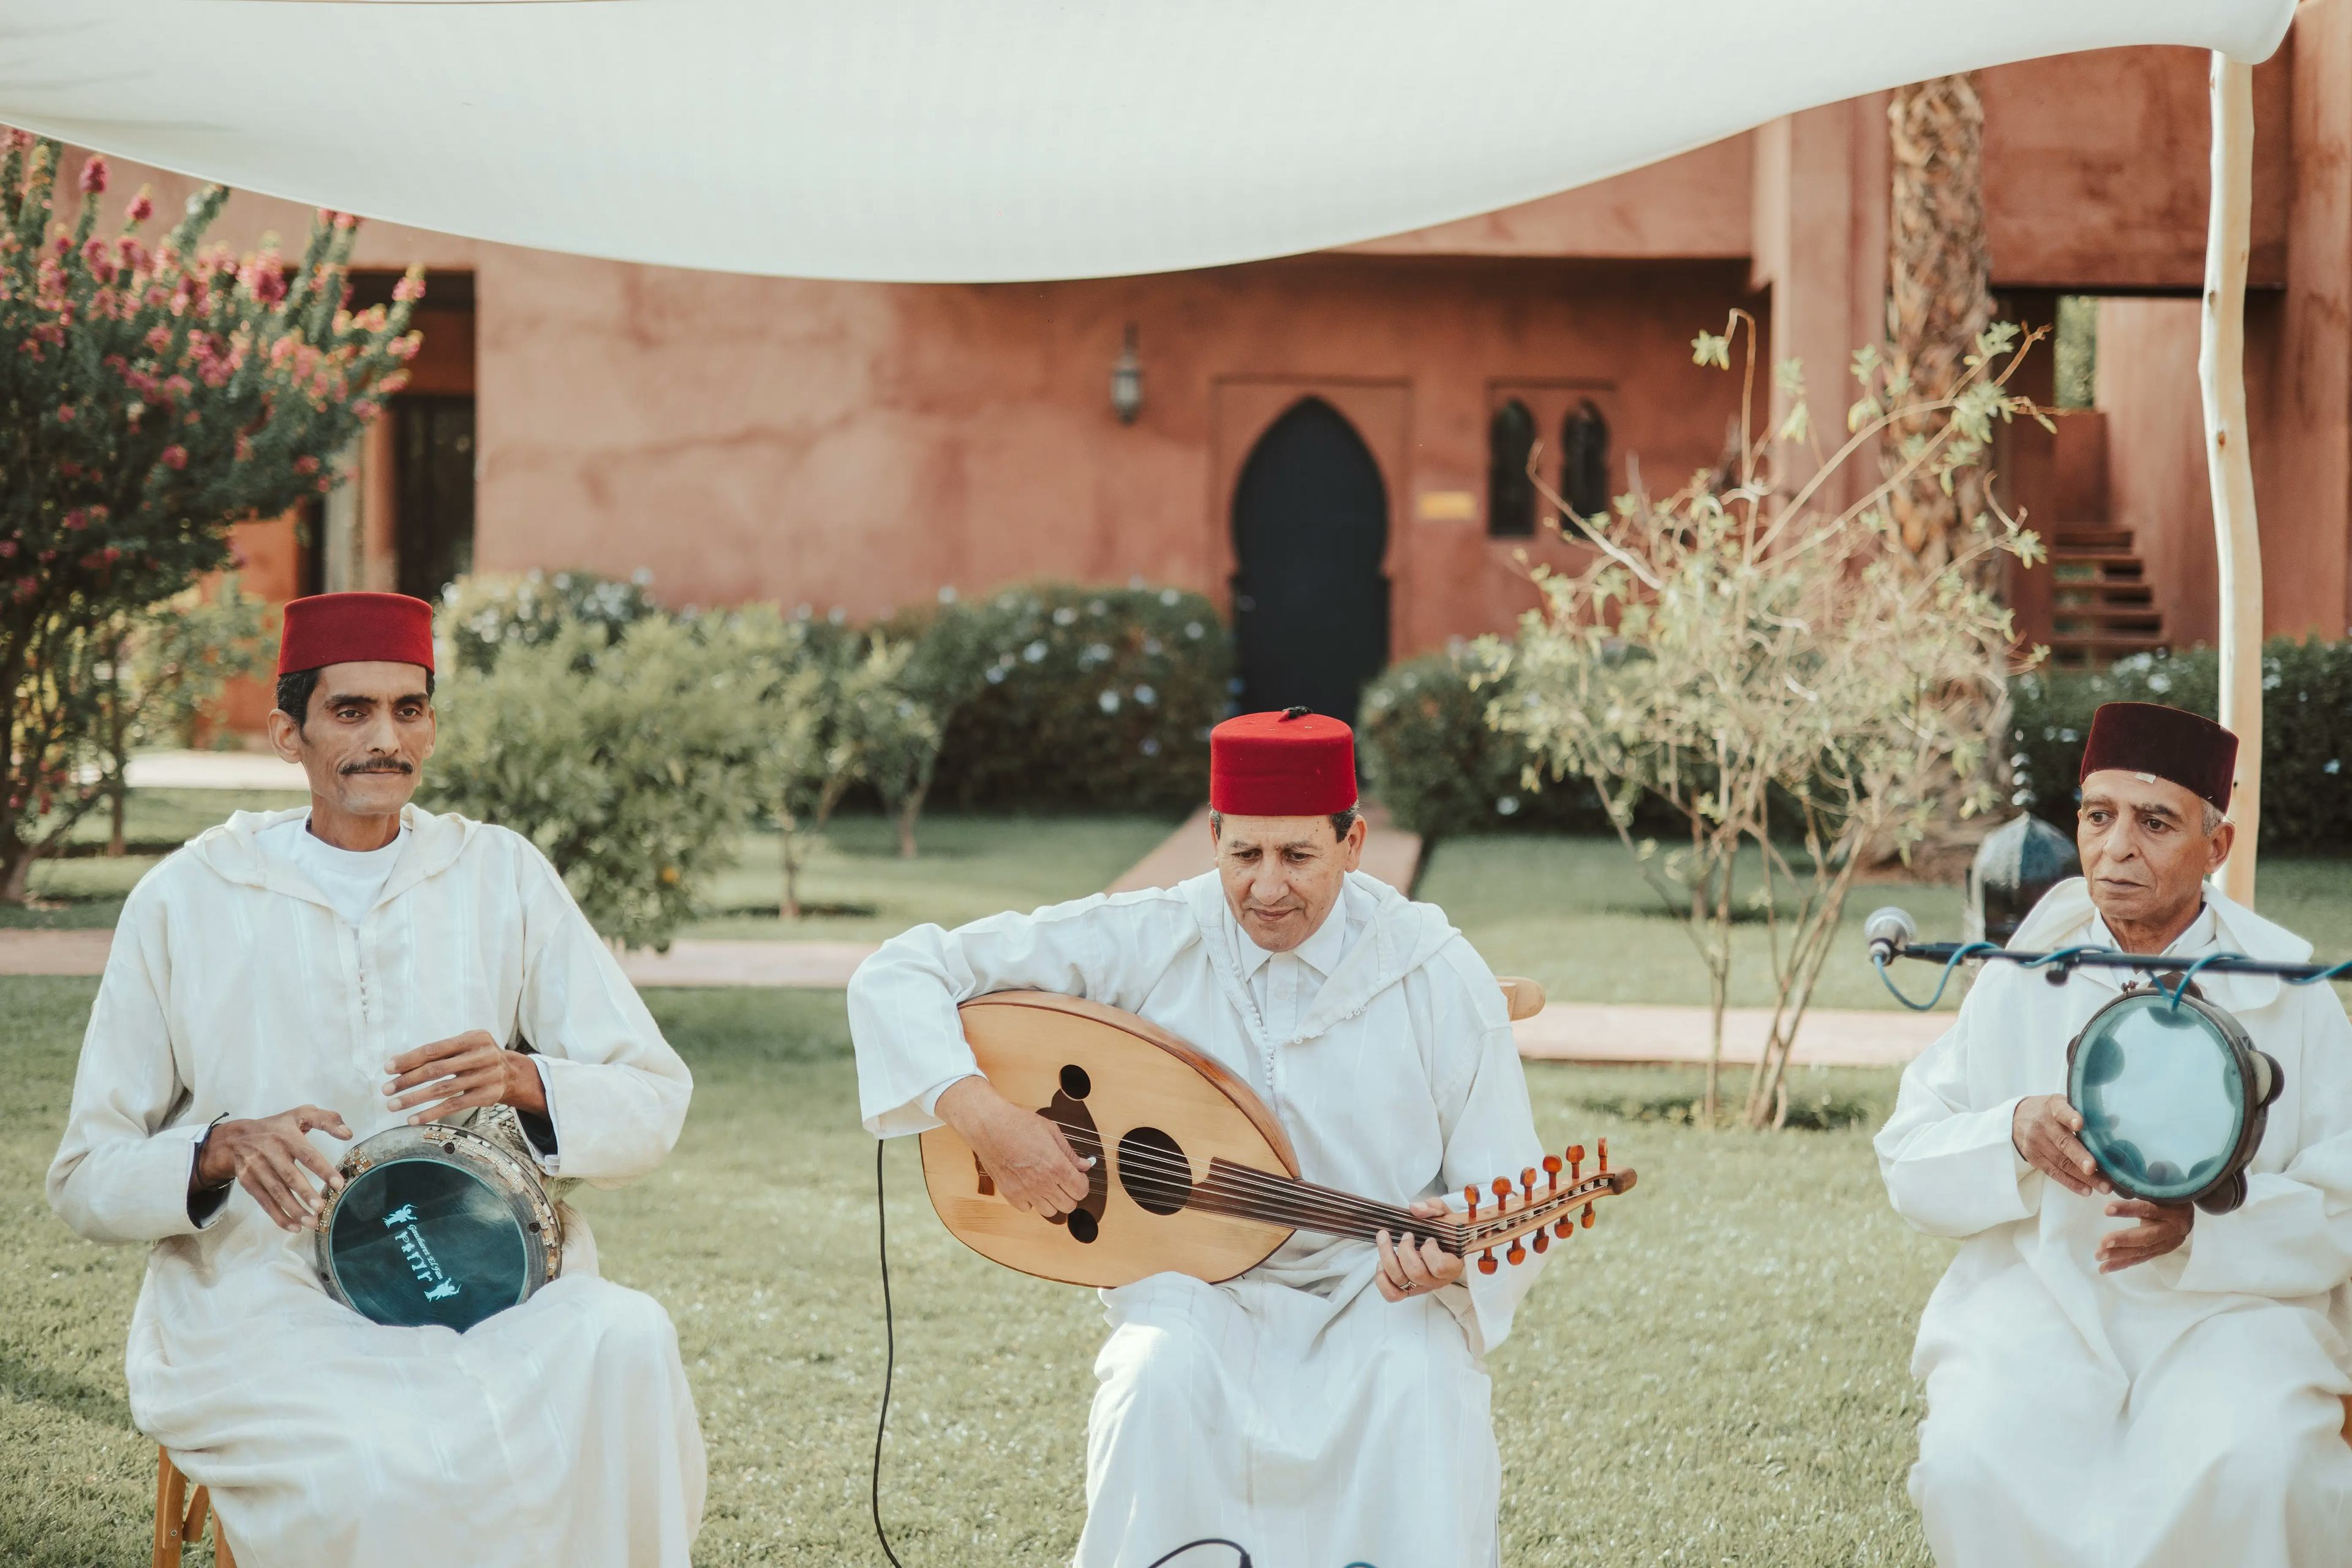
[394,396,477,603]
[1229,398,1390,725]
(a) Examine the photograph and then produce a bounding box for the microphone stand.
[1869,939,2352,1012]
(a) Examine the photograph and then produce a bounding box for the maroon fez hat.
[2078,701,2237,810]
[1210,707,1357,816]
[275,592,436,677]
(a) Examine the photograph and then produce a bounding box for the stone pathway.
[0,785,1949,1065]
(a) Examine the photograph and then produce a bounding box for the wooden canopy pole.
[2199,55,2263,907]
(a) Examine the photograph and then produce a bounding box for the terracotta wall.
[475,251,1760,654]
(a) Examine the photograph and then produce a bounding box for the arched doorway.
[1229,398,1390,726]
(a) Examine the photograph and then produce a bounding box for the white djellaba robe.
[850,869,1549,1568]
[47,804,706,1568]
[1875,877,2352,1567]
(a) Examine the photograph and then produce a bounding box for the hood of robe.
[1180,869,1462,1045]
[178,802,481,917]
[2007,874,2310,1014]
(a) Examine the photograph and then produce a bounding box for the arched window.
[1486,399,1536,538]
[1559,399,1610,532]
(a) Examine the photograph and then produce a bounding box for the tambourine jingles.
[2065,981,2284,1216]
[312,1106,565,1332]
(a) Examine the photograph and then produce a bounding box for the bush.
[424,612,761,951]
[2009,639,2352,851]
[1358,645,1615,837]
[439,568,663,675]
[901,582,1231,813]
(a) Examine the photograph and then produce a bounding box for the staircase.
[2046,524,2165,668]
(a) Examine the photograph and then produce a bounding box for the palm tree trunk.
[1886,74,1993,568]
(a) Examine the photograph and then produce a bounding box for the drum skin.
[313,1123,562,1332]
[2066,986,2283,1215]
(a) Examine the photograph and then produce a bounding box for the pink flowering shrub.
[0,132,426,900]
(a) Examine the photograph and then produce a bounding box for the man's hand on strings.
[384,1031,545,1125]
[937,1075,1094,1217]
[2097,1198,2193,1272]
[193,1105,352,1232]
[1376,1197,1466,1303]
[2012,1094,2111,1197]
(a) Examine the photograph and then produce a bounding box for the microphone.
[1864,907,1917,966]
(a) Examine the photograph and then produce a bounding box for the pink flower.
[390,333,421,362]
[352,398,382,422]
[62,510,86,531]
[315,475,333,494]
[144,325,173,354]
[56,404,74,423]
[126,190,153,224]
[241,256,287,306]
[78,156,106,195]
[294,454,320,475]
[392,273,426,303]
[0,540,15,559]
[160,444,187,470]
[162,374,191,399]
[234,435,252,462]
[5,129,30,153]
[334,211,357,232]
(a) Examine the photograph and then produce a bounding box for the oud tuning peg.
[1491,1176,1513,1211]
[1520,1167,1537,1203]
[1477,1248,1498,1276]
[1506,1239,1527,1266]
[1567,1144,1585,1182]
[1463,1183,1481,1220]
[1542,1155,1561,1192]
[1598,1139,1610,1175]
[1532,1229,1551,1254]
[1554,1218,1573,1239]
[1581,1201,1596,1229]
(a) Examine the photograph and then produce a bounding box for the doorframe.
[1208,374,1412,670]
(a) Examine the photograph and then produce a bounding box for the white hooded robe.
[849,869,1550,1568]
[47,804,706,1568]
[1875,878,2352,1566]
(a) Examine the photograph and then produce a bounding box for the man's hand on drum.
[193,1106,353,1232]
[1375,1198,1466,1303]
[2096,1198,2194,1272]
[383,1030,546,1125]
[936,1076,1095,1216]
[2011,1093,2112,1197]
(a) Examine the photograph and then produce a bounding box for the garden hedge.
[2009,639,2352,851]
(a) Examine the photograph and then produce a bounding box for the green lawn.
[2,976,1950,1566]
[682,811,1178,943]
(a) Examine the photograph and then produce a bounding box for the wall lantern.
[1109,323,1144,424]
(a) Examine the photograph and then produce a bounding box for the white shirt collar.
[1233,889,1354,981]
[2087,900,2218,957]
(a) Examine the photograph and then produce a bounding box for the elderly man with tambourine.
[48,592,705,1567]
[1877,701,2352,1566]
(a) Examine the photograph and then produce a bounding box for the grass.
[1419,833,2352,1012]
[682,811,1178,943]
[3,976,1953,1566]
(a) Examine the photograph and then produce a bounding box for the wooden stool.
[154,1447,236,1568]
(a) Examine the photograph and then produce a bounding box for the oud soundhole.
[1117,1126,1193,1216]
[1066,1208,1099,1243]
[1060,1064,1091,1099]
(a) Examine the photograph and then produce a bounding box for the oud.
[920,992,1637,1288]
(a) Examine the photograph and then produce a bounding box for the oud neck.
[1187,1159,1627,1258]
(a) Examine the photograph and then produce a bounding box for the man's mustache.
[340,761,413,775]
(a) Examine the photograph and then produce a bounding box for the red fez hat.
[1210,707,1357,816]
[2079,701,2237,810]
[275,592,436,677]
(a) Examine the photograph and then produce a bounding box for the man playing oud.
[49,592,705,1567]
[1876,701,2352,1565]
[851,709,1549,1567]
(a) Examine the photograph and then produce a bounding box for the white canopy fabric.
[0,0,2296,282]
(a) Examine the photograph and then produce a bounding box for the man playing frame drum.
[48,592,705,1567]
[850,709,1548,1567]
[1876,701,2352,1566]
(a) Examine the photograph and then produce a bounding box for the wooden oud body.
[919,992,1302,1288]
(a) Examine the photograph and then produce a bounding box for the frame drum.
[2065,984,2283,1215]
[313,1121,562,1332]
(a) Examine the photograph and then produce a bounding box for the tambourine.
[2065,982,2283,1216]
[312,1109,564,1332]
